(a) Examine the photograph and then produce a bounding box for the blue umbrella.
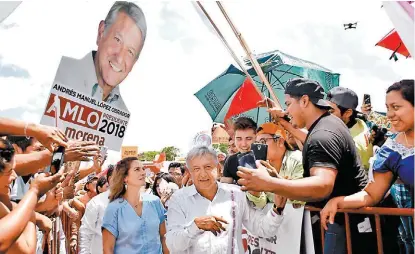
[195,49,340,125]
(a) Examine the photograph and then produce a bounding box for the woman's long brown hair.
[109,157,138,202]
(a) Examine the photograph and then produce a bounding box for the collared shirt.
[165,182,283,254]
[55,51,127,110]
[79,191,110,254]
[350,119,373,170]
[247,150,305,208]
[373,137,414,188]
[102,194,166,254]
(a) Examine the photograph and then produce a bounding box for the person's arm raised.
[237,161,337,202]
[0,172,62,252]
[0,118,68,152]
[15,141,99,177]
[14,150,52,176]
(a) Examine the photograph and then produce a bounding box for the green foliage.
[139,151,159,161]
[161,146,181,161]
[213,143,228,154]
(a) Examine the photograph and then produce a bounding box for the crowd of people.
[0,78,413,254]
[1,1,413,254]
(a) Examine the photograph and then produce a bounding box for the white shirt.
[166,182,284,254]
[10,176,31,201]
[79,191,110,254]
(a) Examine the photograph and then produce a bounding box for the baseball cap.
[84,174,98,191]
[257,123,287,140]
[285,78,331,109]
[327,87,359,110]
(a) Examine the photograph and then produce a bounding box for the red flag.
[376,29,411,57]
[224,78,263,121]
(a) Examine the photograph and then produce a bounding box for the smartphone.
[282,114,291,122]
[251,143,268,161]
[364,94,371,105]
[237,151,257,169]
[50,146,65,174]
[100,146,108,158]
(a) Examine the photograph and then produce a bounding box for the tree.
[161,146,181,161]
[213,143,228,154]
[140,151,159,161]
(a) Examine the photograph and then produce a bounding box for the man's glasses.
[257,136,280,145]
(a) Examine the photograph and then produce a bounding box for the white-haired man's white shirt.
[79,190,110,254]
[166,182,284,254]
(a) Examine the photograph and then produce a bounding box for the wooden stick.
[216,1,283,109]
[195,1,264,98]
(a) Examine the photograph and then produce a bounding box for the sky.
[0,1,414,164]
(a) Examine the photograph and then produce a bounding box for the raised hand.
[257,97,277,109]
[30,173,64,198]
[31,124,68,152]
[64,141,100,162]
[237,161,274,192]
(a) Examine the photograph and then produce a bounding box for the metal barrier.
[305,206,414,254]
[54,205,413,254]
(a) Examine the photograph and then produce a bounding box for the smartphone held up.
[49,146,65,174]
[237,143,268,169]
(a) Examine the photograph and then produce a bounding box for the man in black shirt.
[237,78,368,254]
[221,117,257,184]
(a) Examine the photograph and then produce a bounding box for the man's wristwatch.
[273,204,284,215]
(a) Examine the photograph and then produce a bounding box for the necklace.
[403,132,414,148]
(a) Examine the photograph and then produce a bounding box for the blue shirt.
[373,138,414,188]
[102,194,166,254]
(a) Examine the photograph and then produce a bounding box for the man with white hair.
[166,146,286,254]
[54,1,147,108]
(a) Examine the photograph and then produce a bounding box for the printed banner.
[40,50,132,152]
[244,204,304,254]
[41,80,130,151]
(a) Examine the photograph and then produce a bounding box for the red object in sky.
[376,29,411,57]
[224,78,263,121]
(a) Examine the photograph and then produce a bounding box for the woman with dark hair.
[102,157,168,254]
[96,176,108,194]
[321,80,414,253]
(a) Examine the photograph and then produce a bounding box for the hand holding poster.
[40,2,147,151]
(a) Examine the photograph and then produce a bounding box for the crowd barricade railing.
[305,206,414,254]
[53,205,414,254]
[49,211,76,254]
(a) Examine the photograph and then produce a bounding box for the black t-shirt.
[223,153,240,183]
[302,112,368,208]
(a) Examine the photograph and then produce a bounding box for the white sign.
[40,55,130,151]
[190,131,212,148]
[245,204,304,254]
[302,210,316,254]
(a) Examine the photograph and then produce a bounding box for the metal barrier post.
[344,213,352,254]
[375,214,384,254]
[50,217,59,254]
[305,206,414,254]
